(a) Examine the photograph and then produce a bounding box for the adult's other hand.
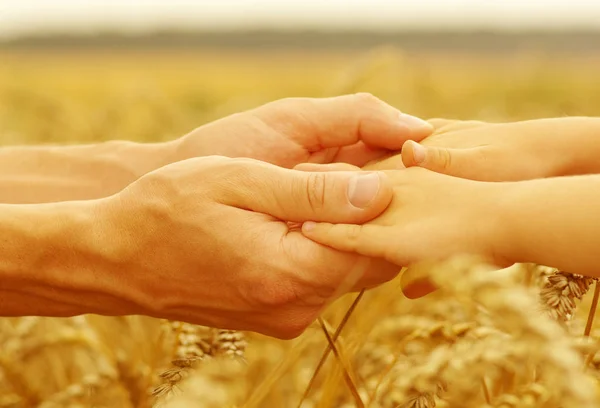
[176,93,433,168]
[93,156,397,339]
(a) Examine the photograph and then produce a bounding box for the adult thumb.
[401,140,475,178]
[217,161,393,224]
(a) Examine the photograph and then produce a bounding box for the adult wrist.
[171,124,213,162]
[114,139,181,178]
[0,199,138,317]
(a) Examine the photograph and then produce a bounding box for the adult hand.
[97,156,398,339]
[175,93,433,168]
[365,117,600,181]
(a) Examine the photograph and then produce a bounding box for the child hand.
[301,167,510,279]
[365,117,600,181]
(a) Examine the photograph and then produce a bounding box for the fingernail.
[347,172,380,208]
[411,142,427,165]
[302,221,316,232]
[399,113,432,130]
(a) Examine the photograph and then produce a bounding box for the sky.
[0,0,600,38]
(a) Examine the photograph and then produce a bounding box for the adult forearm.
[0,200,140,317]
[0,140,178,203]
[500,175,600,277]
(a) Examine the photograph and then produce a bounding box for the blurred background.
[2,3,600,407]
[0,0,600,144]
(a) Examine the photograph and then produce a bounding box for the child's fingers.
[401,141,482,179]
[400,267,438,299]
[301,221,392,261]
[403,141,515,181]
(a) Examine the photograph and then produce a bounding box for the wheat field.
[2,46,600,408]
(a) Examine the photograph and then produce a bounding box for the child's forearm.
[547,117,600,176]
[499,174,600,276]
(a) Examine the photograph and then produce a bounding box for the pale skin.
[300,117,600,298]
[0,93,435,339]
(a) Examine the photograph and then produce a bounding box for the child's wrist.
[487,182,529,266]
[547,117,600,177]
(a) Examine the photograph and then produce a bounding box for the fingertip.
[301,221,338,243]
[402,277,438,299]
[400,264,439,299]
[399,113,435,141]
[301,221,317,233]
[401,140,419,168]
[370,112,430,151]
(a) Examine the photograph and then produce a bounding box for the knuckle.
[475,148,489,163]
[137,168,186,208]
[306,172,327,211]
[345,224,363,243]
[214,158,263,184]
[262,96,309,114]
[189,155,243,177]
[243,278,317,339]
[222,157,260,172]
[138,288,172,318]
[269,313,314,340]
[353,92,381,106]
[437,148,453,170]
[190,156,240,179]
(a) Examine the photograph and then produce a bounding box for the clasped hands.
[91,94,600,338]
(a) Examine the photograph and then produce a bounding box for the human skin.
[301,168,600,284]
[298,116,600,297]
[0,157,400,339]
[0,94,434,339]
[365,117,600,180]
[0,93,432,204]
